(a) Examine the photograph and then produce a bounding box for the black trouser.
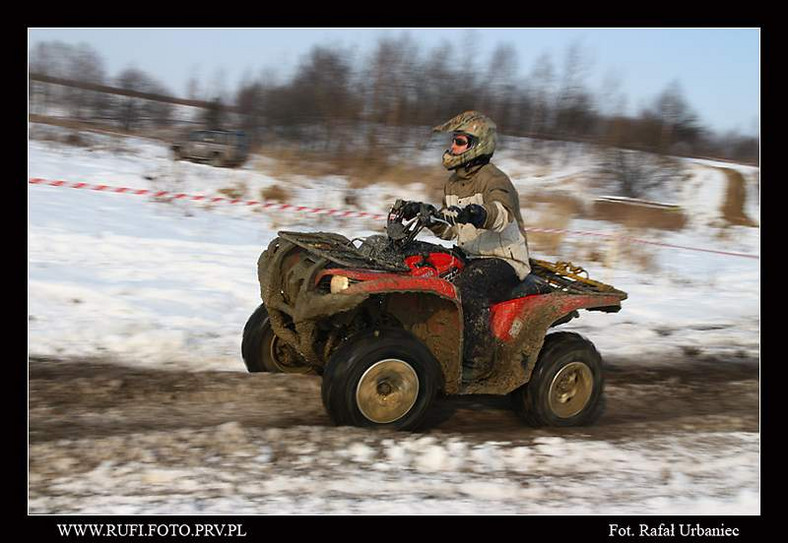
[453,258,520,370]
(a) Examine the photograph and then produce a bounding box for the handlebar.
[387,200,451,246]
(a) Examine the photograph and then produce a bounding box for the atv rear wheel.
[321,329,440,431]
[241,304,310,373]
[510,332,605,427]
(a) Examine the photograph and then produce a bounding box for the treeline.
[29,37,758,164]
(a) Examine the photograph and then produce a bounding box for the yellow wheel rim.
[548,361,594,418]
[356,359,419,424]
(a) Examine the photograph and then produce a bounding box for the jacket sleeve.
[427,186,457,240]
[428,221,457,240]
[480,174,518,233]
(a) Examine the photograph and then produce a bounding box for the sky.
[28,27,760,137]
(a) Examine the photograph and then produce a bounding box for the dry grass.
[30,118,139,156]
[523,190,586,215]
[521,191,585,254]
[31,125,92,148]
[520,190,667,273]
[260,184,291,203]
[719,168,757,227]
[605,237,658,273]
[216,186,246,200]
[590,200,687,230]
[214,177,251,201]
[257,145,447,204]
[257,146,364,179]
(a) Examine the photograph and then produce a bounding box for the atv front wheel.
[510,332,605,427]
[241,304,310,373]
[321,329,441,431]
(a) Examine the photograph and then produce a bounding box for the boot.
[461,342,494,384]
[461,305,496,384]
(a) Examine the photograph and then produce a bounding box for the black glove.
[456,204,487,228]
[402,201,435,220]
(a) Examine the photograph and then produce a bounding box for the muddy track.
[29,354,758,445]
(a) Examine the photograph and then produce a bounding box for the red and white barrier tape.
[28,177,387,220]
[527,227,758,260]
[29,178,758,260]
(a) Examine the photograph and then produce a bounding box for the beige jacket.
[430,162,531,279]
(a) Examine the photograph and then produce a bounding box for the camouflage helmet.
[432,111,498,170]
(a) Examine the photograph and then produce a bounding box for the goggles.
[452,135,471,147]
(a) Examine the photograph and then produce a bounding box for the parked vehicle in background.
[171,130,249,168]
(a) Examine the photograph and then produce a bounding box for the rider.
[403,111,531,382]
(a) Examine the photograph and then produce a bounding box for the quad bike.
[242,200,627,431]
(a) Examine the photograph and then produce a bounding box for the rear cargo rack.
[530,259,628,299]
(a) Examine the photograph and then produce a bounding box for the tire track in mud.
[29,354,758,445]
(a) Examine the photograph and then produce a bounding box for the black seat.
[509,273,553,298]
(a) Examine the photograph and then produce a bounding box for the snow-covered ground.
[27,124,760,515]
[30,424,759,515]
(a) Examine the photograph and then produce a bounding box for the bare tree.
[30,41,110,120]
[185,66,202,101]
[29,41,71,114]
[413,41,455,125]
[598,148,687,198]
[482,43,519,133]
[421,41,479,124]
[288,44,359,149]
[236,77,266,146]
[652,80,702,153]
[363,34,420,129]
[598,69,628,146]
[554,40,597,138]
[64,43,107,119]
[207,67,230,106]
[526,52,556,137]
[202,97,225,130]
[356,34,423,151]
[114,67,173,131]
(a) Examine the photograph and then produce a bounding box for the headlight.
[330,275,350,293]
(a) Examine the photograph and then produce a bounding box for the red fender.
[491,293,623,342]
[315,268,459,300]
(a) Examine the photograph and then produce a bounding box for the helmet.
[432,111,498,170]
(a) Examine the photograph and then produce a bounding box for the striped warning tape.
[527,227,758,260]
[29,178,758,260]
[28,178,387,220]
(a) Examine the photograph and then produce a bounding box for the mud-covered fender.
[464,292,624,395]
[378,292,464,394]
[258,240,465,392]
[330,275,465,394]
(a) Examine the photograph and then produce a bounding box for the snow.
[27,124,760,515]
[30,427,759,515]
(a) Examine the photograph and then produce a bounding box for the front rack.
[278,231,409,272]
